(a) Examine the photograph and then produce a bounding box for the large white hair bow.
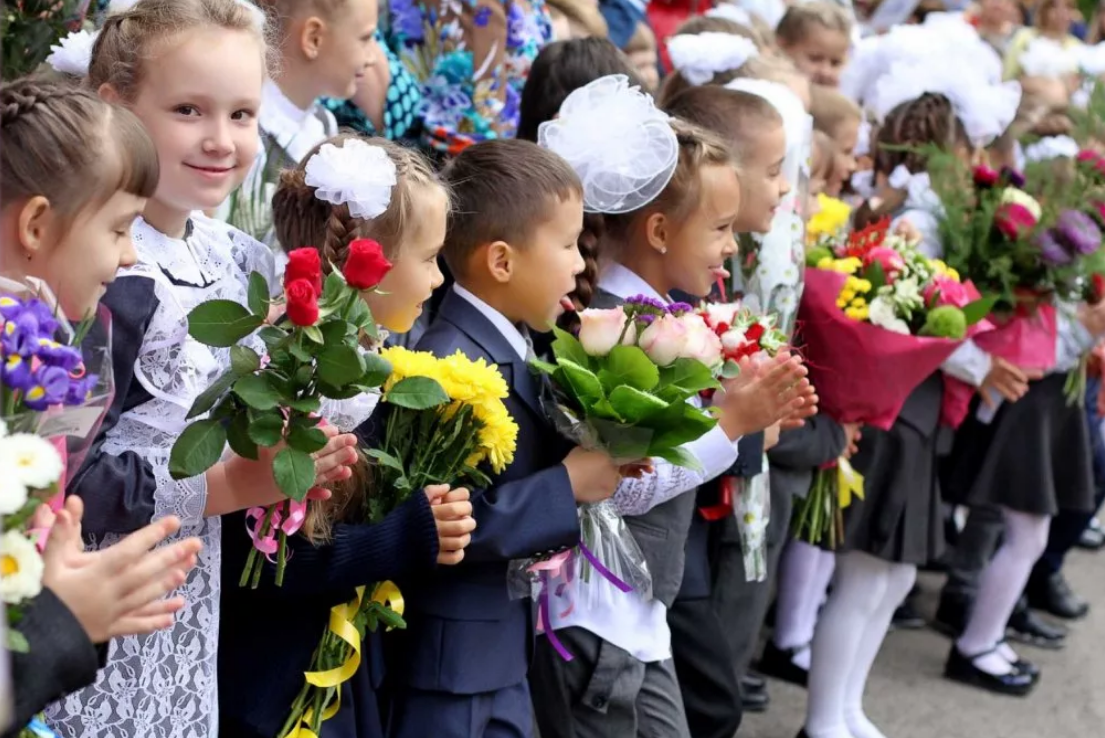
[668,33,759,86]
[539,75,678,215]
[305,139,397,220]
[46,30,99,76]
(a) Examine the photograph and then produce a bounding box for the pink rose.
[577,306,634,356]
[638,314,688,366]
[924,275,970,308]
[678,314,723,366]
[995,203,1037,240]
[863,246,905,282]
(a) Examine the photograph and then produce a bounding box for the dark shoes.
[933,595,970,638]
[758,641,809,688]
[1027,570,1090,620]
[944,646,1038,697]
[740,672,769,713]
[890,598,926,630]
[1007,602,1068,650]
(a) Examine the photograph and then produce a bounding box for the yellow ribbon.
[287,582,405,738]
[836,457,865,509]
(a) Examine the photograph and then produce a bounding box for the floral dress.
[389,0,553,156]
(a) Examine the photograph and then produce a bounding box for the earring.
[659,247,668,255]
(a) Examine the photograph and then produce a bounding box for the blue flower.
[474,5,492,26]
[2,354,33,391]
[506,3,526,48]
[501,85,520,126]
[34,364,71,407]
[389,0,424,41]
[35,338,82,371]
[64,374,97,406]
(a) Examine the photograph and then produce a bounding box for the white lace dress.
[47,215,276,738]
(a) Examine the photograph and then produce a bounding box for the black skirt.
[941,373,1094,516]
[840,374,945,565]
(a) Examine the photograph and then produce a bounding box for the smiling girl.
[47,1,360,735]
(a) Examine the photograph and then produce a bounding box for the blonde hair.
[547,0,608,38]
[89,0,273,102]
[776,2,853,45]
[811,84,862,136]
[256,0,348,32]
[811,130,836,181]
[1034,0,1075,30]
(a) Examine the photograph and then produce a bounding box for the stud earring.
[659,247,668,255]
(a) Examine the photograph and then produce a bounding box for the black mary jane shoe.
[795,730,810,738]
[944,645,1038,697]
[741,672,767,694]
[994,640,1040,678]
[758,641,809,688]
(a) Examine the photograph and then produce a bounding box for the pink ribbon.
[245,499,309,560]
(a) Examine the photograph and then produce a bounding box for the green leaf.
[658,358,721,394]
[230,346,262,375]
[590,397,624,421]
[361,353,392,387]
[721,359,741,380]
[287,423,328,454]
[303,325,325,344]
[287,396,322,414]
[651,445,703,471]
[273,447,316,501]
[258,326,287,349]
[233,374,282,410]
[248,411,285,447]
[529,358,559,376]
[226,412,259,460]
[865,260,887,293]
[322,271,346,304]
[367,448,408,476]
[169,420,228,480]
[318,345,366,386]
[647,401,718,450]
[961,294,999,326]
[385,376,450,409]
[6,628,29,653]
[607,385,668,423]
[288,340,314,363]
[321,320,351,345]
[597,345,660,393]
[319,382,363,400]
[558,359,605,410]
[551,326,592,369]
[348,299,373,331]
[187,369,236,419]
[248,271,271,318]
[187,300,264,348]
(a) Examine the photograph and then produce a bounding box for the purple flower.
[626,295,667,311]
[474,5,492,26]
[34,364,70,406]
[1,310,47,357]
[1,353,33,391]
[636,314,656,326]
[1056,210,1103,256]
[667,302,694,316]
[1002,167,1027,188]
[1036,230,1074,265]
[34,339,82,371]
[64,374,97,406]
[389,0,424,41]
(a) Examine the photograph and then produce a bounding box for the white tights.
[956,508,1050,675]
[804,551,917,738]
[774,541,836,670]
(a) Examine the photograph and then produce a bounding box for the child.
[775,2,852,88]
[51,2,360,735]
[219,134,477,738]
[381,138,625,738]
[658,29,761,106]
[0,77,203,730]
[547,0,608,40]
[810,129,837,203]
[624,21,661,93]
[530,76,815,738]
[810,84,862,199]
[228,0,379,246]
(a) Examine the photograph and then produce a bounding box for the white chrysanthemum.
[0,433,64,491]
[45,30,98,76]
[892,276,924,312]
[0,418,7,438]
[0,474,28,516]
[868,296,911,335]
[0,530,44,605]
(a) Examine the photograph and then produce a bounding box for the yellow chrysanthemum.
[807,194,853,242]
[379,346,442,391]
[471,400,519,473]
[437,351,510,405]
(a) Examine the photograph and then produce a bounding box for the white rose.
[638,314,689,366]
[678,315,724,366]
[0,434,64,491]
[577,307,634,356]
[868,296,911,335]
[721,328,748,351]
[0,530,44,605]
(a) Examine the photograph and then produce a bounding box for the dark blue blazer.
[377,287,580,695]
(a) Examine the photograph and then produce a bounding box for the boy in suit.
[384,139,626,738]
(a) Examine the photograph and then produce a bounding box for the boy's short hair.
[810,84,863,136]
[663,85,783,165]
[776,2,852,44]
[441,139,583,277]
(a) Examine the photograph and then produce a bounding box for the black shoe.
[944,646,1037,697]
[741,686,770,713]
[1028,570,1090,620]
[796,731,810,738]
[1007,604,1067,650]
[1077,524,1105,550]
[741,672,767,694]
[932,596,970,638]
[891,599,926,630]
[996,640,1040,678]
[758,641,809,688]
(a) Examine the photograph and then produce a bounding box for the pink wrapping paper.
[798,268,964,431]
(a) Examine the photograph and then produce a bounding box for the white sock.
[793,644,812,671]
[775,541,835,651]
[997,640,1020,664]
[956,508,1049,674]
[805,552,893,738]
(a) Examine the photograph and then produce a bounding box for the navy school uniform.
[373,287,581,738]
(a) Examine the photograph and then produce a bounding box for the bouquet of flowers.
[169,242,394,587]
[697,302,788,378]
[796,219,992,545]
[282,346,517,738]
[806,194,853,248]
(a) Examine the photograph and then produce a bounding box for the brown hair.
[656,16,765,106]
[88,0,272,102]
[624,20,657,55]
[1,77,159,228]
[775,2,852,45]
[811,129,837,185]
[811,84,862,137]
[547,0,609,39]
[566,121,735,328]
[662,85,783,166]
[440,139,583,279]
[1034,0,1075,30]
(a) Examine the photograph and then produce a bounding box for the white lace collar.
[259,80,336,166]
[131,215,221,288]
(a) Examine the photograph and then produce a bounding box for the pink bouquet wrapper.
[941,302,1057,428]
[798,268,964,431]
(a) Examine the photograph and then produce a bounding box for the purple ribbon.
[577,541,632,593]
[539,571,574,662]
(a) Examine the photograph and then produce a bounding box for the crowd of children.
[6,0,1105,737]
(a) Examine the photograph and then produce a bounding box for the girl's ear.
[98,83,122,104]
[485,240,514,283]
[17,196,56,260]
[300,16,326,61]
[644,211,669,255]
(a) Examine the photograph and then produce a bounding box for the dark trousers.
[668,598,742,738]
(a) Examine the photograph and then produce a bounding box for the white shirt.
[548,262,740,663]
[452,283,529,361]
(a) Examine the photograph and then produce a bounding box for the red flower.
[994,203,1037,240]
[863,246,906,282]
[843,218,891,259]
[973,165,999,188]
[285,248,323,296]
[1093,273,1105,305]
[285,279,320,327]
[745,323,765,343]
[342,239,393,290]
[1078,150,1102,166]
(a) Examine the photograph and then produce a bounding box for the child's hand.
[563,447,623,504]
[424,485,476,566]
[980,356,1043,405]
[764,422,781,452]
[1079,300,1105,337]
[842,422,862,459]
[717,353,814,439]
[42,497,202,643]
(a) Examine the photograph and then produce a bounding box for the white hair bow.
[1024,136,1080,163]
[668,33,759,86]
[305,140,397,220]
[46,30,99,76]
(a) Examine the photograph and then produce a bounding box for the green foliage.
[2,0,85,79]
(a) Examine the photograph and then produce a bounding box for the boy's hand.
[717,353,814,439]
[424,485,476,566]
[563,447,623,504]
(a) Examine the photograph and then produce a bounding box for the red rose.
[1093,273,1105,304]
[994,203,1037,240]
[342,238,393,290]
[863,246,906,282]
[744,323,765,343]
[973,166,999,188]
[285,248,323,296]
[285,278,320,327]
